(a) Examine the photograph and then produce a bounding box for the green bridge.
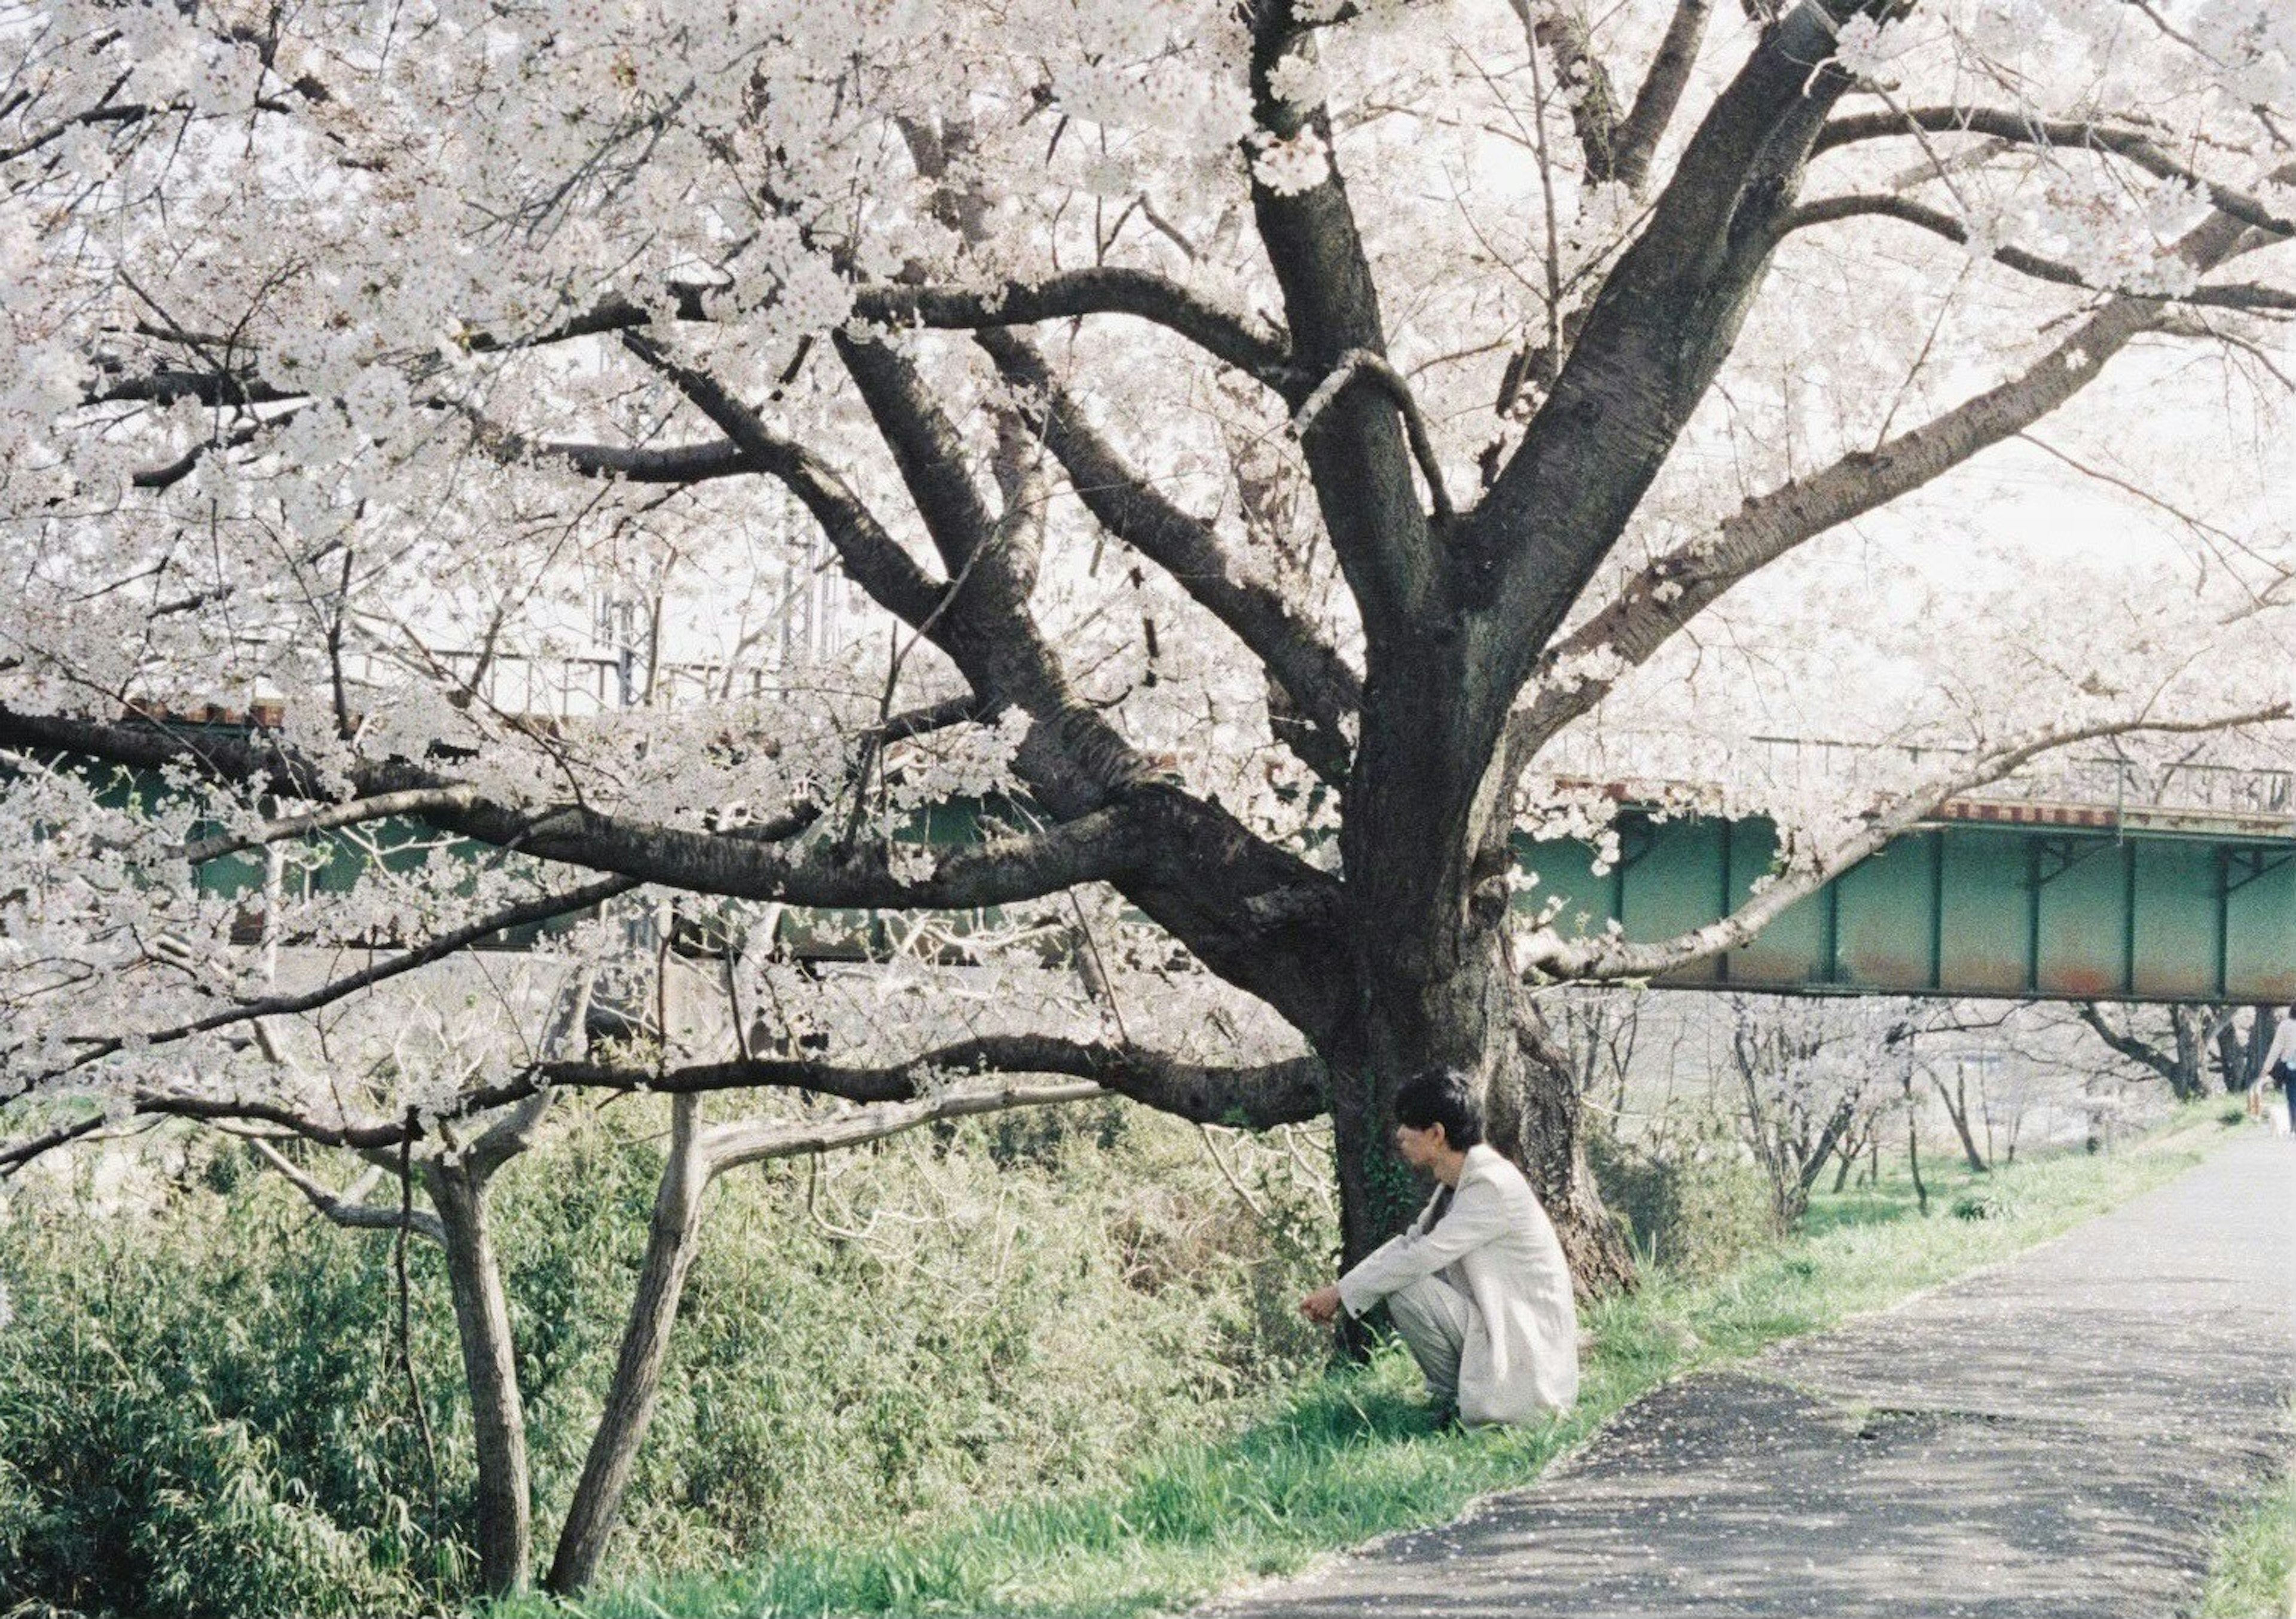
[1522,799,2294,1004]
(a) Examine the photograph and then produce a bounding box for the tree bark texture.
[425,1163,532,1596]
[1323,708,1634,1293]
[546,1096,711,1594]
[1934,1070,1990,1174]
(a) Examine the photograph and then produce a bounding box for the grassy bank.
[509,1106,2243,1619]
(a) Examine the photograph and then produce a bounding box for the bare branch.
[549,1033,1330,1128]
[1507,169,2294,763]
[246,1137,447,1242]
[832,331,1006,576]
[2072,1003,2191,1088]
[3,1030,1326,1180]
[181,787,485,865]
[853,268,1295,391]
[35,872,639,1077]
[1610,0,1715,194]
[701,1080,1108,1174]
[0,85,168,166]
[0,1111,106,1175]
[619,332,948,628]
[981,330,1361,767]
[81,368,303,409]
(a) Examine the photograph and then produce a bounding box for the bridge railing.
[329,648,774,717]
[1532,729,2295,824]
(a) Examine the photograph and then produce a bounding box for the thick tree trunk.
[2169,1006,2218,1101]
[1327,907,1635,1299]
[1492,1007,1638,1293]
[425,1163,532,1597]
[547,1096,712,1594]
[1329,637,1634,1299]
[2220,1006,2274,1091]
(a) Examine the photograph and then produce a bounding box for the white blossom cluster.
[0,0,2286,1153]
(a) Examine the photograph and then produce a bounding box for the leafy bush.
[0,1108,1333,1616]
[0,1166,456,1617]
[1588,1120,1774,1276]
[1949,1186,2020,1221]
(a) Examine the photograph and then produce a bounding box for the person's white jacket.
[1336,1143,1579,1425]
[2257,1016,2296,1082]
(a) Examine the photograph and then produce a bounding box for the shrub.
[0,1107,1334,1615]
[1949,1187,2020,1221]
[0,1177,454,1617]
[1587,1120,1774,1277]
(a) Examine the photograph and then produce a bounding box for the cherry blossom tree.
[1728,994,1902,1228]
[2,2,2295,1587]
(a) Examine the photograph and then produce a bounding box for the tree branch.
[700,1079,1109,1174]
[246,1137,447,1242]
[5,1033,1325,1179]
[0,1111,106,1175]
[1464,1,1863,721]
[2072,1003,2186,1086]
[1292,348,1455,521]
[980,329,1361,771]
[853,268,1294,390]
[1610,0,1715,194]
[1813,106,2296,239]
[181,786,486,865]
[549,1034,1330,1128]
[1244,0,1438,636]
[1512,1,1625,186]
[619,332,949,629]
[1782,193,2296,311]
[35,870,640,1076]
[81,368,303,409]
[831,331,1006,578]
[1505,166,2294,764]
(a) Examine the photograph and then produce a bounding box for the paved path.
[1208,1133,2295,1618]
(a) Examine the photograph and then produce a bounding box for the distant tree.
[1728,996,1900,1230]
[2074,1002,2234,1104]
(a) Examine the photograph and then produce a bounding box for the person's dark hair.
[1392,1067,1483,1150]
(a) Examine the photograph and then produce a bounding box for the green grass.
[2199,1412,2295,1619]
[500,1106,2244,1619]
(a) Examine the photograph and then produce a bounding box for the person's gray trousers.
[1383,1270,1474,1405]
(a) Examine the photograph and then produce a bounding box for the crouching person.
[1299,1068,1578,1426]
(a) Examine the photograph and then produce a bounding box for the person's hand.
[1299,1284,1344,1325]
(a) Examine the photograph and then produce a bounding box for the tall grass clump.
[2199,1459,2295,1619]
[0,1101,1333,1617]
[0,1152,466,1617]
